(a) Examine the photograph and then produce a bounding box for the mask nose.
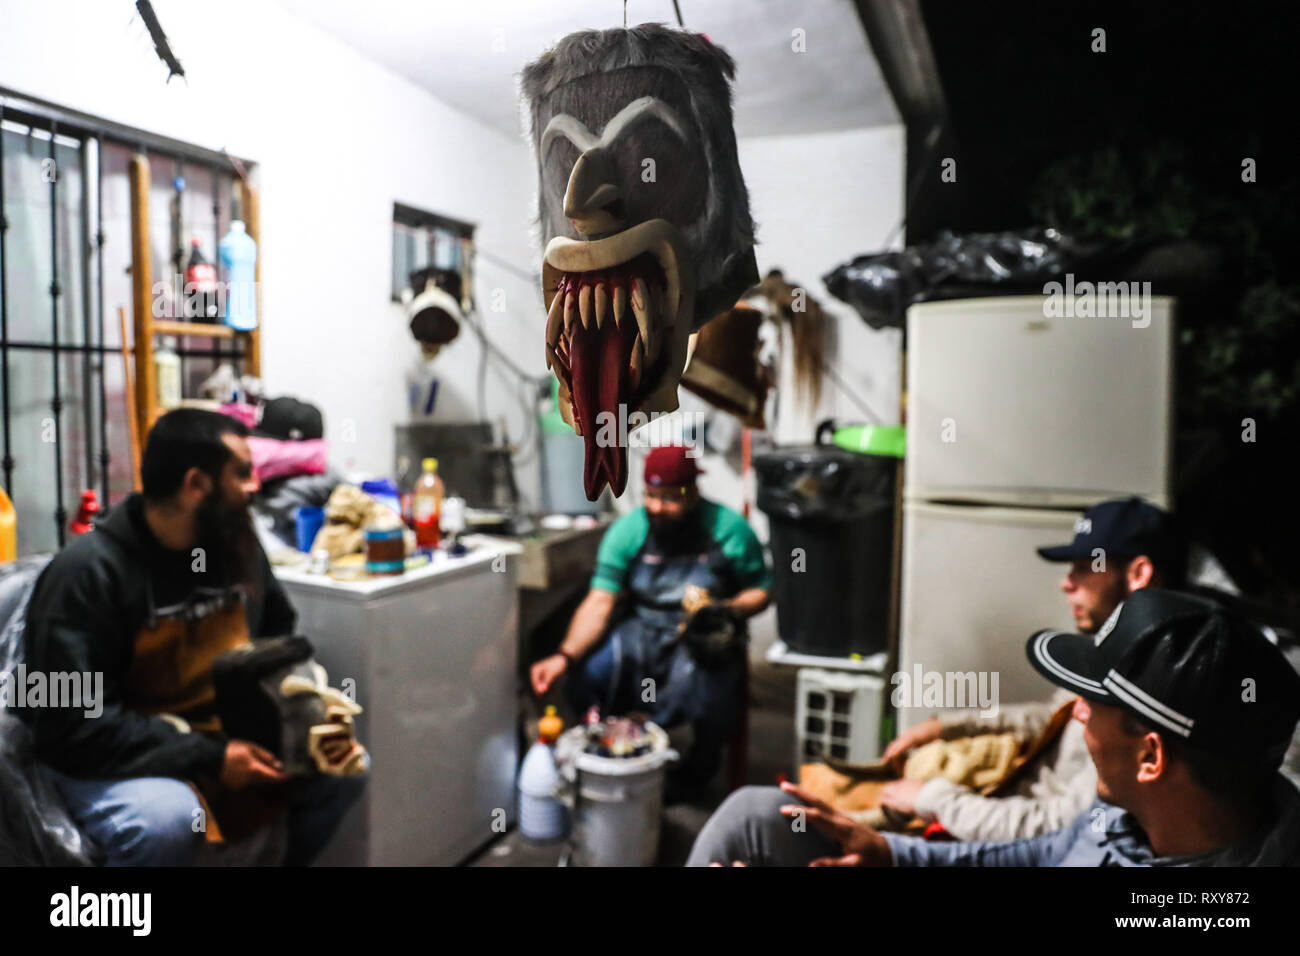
[564,148,625,237]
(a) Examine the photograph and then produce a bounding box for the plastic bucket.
[555,722,677,867]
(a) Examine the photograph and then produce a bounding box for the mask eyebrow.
[598,96,690,148]
[540,96,691,159]
[541,113,597,157]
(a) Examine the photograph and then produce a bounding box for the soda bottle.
[185,238,219,320]
[412,457,444,549]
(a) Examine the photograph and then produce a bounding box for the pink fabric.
[247,436,328,482]
[220,402,261,429]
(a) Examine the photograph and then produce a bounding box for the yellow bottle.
[538,705,564,743]
[413,457,444,549]
[0,486,16,563]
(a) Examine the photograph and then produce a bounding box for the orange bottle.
[413,457,444,549]
[0,486,16,562]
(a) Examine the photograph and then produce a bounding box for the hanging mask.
[681,301,772,430]
[212,636,369,778]
[404,267,464,361]
[522,24,758,499]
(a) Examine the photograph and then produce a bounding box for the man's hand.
[777,781,892,867]
[530,653,568,696]
[878,777,925,816]
[724,586,770,621]
[881,717,943,773]
[219,740,288,791]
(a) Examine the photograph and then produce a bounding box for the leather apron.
[600,522,745,727]
[125,585,252,730]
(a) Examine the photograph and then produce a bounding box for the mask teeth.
[551,257,669,499]
[555,266,665,402]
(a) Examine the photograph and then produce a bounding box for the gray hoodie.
[883,774,1300,866]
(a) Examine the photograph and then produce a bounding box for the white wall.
[648,125,906,528]
[0,0,545,503]
[742,124,905,438]
[2,1,904,522]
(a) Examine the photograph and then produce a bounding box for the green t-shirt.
[590,500,773,596]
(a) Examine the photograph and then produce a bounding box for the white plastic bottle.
[518,706,569,842]
[155,337,182,410]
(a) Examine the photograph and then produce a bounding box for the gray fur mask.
[521,24,757,499]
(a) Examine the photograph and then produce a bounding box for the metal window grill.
[0,88,254,554]
[391,201,475,306]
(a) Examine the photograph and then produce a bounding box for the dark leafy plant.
[1029,140,1300,426]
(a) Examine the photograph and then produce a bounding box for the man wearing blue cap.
[689,589,1300,866]
[1036,496,1186,633]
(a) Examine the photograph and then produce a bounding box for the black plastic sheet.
[0,556,101,866]
[822,227,1090,330]
[822,229,1232,332]
[755,446,894,522]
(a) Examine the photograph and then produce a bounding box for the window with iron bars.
[391,201,475,306]
[0,91,252,555]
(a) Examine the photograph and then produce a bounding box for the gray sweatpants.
[685,785,843,866]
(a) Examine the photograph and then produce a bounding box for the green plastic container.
[815,420,905,459]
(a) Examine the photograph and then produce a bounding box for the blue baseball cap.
[1037,497,1182,572]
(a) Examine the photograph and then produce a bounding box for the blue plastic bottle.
[218,220,258,331]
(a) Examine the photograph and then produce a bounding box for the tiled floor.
[468,606,796,867]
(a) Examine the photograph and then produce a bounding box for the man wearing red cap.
[531,445,772,791]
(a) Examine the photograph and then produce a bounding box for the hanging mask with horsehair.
[212,636,369,778]
[521,24,758,500]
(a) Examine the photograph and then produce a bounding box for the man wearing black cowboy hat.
[688,589,1300,866]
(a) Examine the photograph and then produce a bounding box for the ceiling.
[272,0,898,139]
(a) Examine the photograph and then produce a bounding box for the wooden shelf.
[129,153,262,449]
[151,320,237,339]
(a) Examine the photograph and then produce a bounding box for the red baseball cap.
[644,445,703,487]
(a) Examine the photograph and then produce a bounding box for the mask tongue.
[569,313,637,500]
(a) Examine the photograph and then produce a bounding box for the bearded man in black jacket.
[21,409,362,865]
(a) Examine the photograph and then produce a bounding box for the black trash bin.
[755,427,898,658]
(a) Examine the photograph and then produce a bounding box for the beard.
[196,488,257,587]
[647,506,702,553]
[1080,576,1131,635]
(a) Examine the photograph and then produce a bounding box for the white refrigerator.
[897,295,1175,728]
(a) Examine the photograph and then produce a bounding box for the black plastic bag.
[0,556,101,866]
[754,446,894,522]
[822,227,1090,330]
[0,718,103,866]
